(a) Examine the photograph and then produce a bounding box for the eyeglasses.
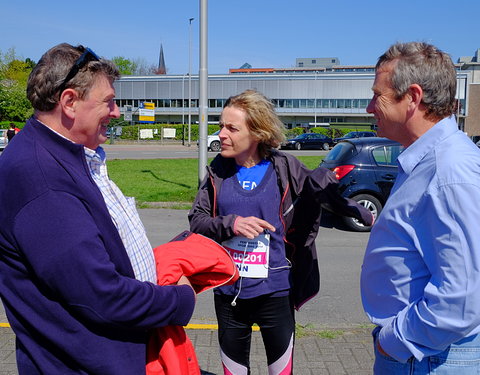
[58,47,100,93]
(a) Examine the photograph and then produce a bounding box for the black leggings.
[214,293,295,375]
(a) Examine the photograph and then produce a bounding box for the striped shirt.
[84,147,157,283]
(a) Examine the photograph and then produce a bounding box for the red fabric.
[146,231,239,375]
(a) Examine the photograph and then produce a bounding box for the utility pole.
[198,0,208,185]
[188,17,194,147]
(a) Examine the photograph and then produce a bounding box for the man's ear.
[59,89,78,120]
[407,84,423,109]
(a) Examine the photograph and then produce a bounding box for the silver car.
[0,129,7,150]
[207,130,221,152]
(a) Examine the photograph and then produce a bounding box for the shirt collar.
[84,145,106,161]
[397,116,459,175]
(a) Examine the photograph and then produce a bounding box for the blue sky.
[2,0,479,74]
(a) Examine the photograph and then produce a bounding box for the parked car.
[282,133,334,150]
[333,131,376,144]
[0,129,7,150]
[106,126,123,138]
[320,137,404,232]
[207,130,221,152]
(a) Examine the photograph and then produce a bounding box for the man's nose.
[366,98,375,114]
[111,103,120,118]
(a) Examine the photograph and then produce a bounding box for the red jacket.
[146,231,239,375]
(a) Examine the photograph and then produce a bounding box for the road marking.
[0,322,260,331]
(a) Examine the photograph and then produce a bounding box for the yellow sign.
[143,102,155,110]
[139,102,155,123]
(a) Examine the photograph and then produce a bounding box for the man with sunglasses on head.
[0,43,196,374]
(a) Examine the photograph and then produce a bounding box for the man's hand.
[233,216,276,239]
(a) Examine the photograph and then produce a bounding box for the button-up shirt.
[85,147,157,283]
[361,116,480,362]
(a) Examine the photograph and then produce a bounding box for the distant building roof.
[296,57,340,69]
[239,63,252,69]
[458,49,480,63]
[229,65,375,74]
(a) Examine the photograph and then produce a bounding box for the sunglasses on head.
[58,47,100,93]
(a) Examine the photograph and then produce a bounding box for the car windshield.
[342,132,356,138]
[324,142,357,162]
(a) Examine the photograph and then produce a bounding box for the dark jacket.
[0,118,195,374]
[189,150,372,309]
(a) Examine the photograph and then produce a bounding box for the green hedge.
[2,120,373,141]
[117,124,220,141]
[285,123,374,139]
[0,121,24,129]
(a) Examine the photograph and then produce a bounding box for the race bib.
[222,233,270,278]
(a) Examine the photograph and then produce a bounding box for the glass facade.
[115,98,373,110]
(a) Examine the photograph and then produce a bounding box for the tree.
[0,47,34,122]
[111,56,157,76]
[112,56,138,76]
[133,57,159,75]
[0,83,33,121]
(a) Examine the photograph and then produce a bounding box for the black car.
[320,137,404,232]
[282,133,334,150]
[333,131,376,144]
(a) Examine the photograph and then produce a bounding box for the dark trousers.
[214,293,295,374]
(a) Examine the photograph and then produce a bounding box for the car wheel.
[210,140,221,152]
[295,142,302,150]
[342,194,382,232]
[322,142,329,150]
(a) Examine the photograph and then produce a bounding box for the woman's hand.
[233,216,276,239]
[177,275,196,301]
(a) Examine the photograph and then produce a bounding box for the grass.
[107,155,324,205]
[295,323,344,339]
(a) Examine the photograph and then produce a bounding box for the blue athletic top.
[216,161,290,298]
[235,159,270,191]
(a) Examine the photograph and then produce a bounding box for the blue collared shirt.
[85,147,157,283]
[361,116,480,362]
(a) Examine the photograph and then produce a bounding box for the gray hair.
[27,43,119,112]
[377,42,457,120]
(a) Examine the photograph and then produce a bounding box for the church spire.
[156,44,166,75]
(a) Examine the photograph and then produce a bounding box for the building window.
[298,62,304,67]
[359,99,369,108]
[312,59,316,64]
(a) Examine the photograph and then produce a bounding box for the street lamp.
[182,73,186,145]
[188,17,194,147]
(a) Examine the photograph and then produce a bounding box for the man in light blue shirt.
[361,42,480,374]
